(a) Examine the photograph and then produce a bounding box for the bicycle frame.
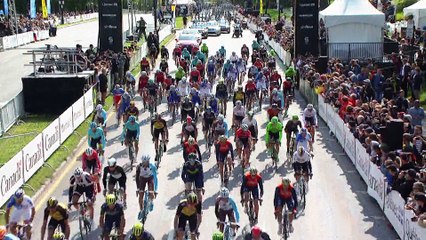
[78,195,91,239]
[282,204,290,239]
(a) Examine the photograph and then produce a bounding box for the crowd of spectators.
[298,55,426,227]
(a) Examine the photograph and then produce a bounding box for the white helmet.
[107,158,117,167]
[96,104,103,111]
[220,187,230,198]
[217,114,224,121]
[85,147,94,156]
[307,104,313,110]
[236,100,242,106]
[141,155,151,163]
[73,167,83,177]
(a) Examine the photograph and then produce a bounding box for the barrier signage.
[335,115,345,147]
[98,0,123,52]
[73,96,85,128]
[42,119,60,159]
[355,141,370,183]
[59,106,73,144]
[343,126,356,164]
[325,103,335,133]
[0,152,24,207]
[318,95,327,121]
[22,133,44,182]
[84,88,94,119]
[384,191,405,238]
[404,209,426,240]
[0,37,3,51]
[367,162,386,210]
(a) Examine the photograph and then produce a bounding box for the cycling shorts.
[234,115,244,123]
[85,160,99,174]
[216,91,227,100]
[73,185,94,201]
[216,151,231,163]
[185,174,203,189]
[242,186,259,200]
[203,119,214,132]
[276,198,295,211]
[178,214,197,232]
[238,137,250,149]
[293,162,309,174]
[48,219,66,232]
[248,126,257,139]
[108,177,126,191]
[218,209,236,222]
[125,130,138,142]
[153,128,165,140]
[9,207,32,223]
[90,137,101,150]
[103,217,121,236]
[138,176,154,192]
[305,117,315,126]
[268,132,280,143]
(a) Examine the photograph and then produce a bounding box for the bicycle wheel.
[223,224,230,240]
[129,144,135,170]
[79,215,87,239]
[248,199,255,225]
[283,207,290,239]
[223,162,229,186]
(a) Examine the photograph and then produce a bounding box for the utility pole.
[154,0,158,31]
[59,0,65,25]
[8,0,18,35]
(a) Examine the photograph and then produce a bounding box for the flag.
[30,0,36,19]
[42,0,48,18]
[260,0,263,14]
[47,0,51,14]
[3,0,8,15]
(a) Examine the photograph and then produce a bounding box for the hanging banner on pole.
[47,0,51,14]
[42,0,48,18]
[30,0,36,19]
[3,0,8,15]
[259,0,263,14]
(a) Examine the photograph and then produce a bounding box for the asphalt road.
[0,12,154,105]
[28,27,398,240]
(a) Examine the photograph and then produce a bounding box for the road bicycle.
[107,222,120,240]
[245,193,262,226]
[155,139,166,168]
[206,129,214,156]
[217,221,239,240]
[294,170,310,212]
[281,203,291,240]
[288,132,296,158]
[138,190,157,224]
[218,97,227,116]
[16,223,30,240]
[78,194,92,240]
[268,138,279,170]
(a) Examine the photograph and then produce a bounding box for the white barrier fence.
[1,30,50,50]
[0,87,94,207]
[62,13,97,25]
[0,92,25,136]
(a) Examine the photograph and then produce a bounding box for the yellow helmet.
[133,222,144,236]
[53,232,65,240]
[105,194,116,205]
[47,197,58,207]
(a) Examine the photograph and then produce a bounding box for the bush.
[396,0,417,12]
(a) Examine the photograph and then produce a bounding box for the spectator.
[408,100,425,127]
[99,68,108,104]
[411,67,422,99]
[393,169,417,201]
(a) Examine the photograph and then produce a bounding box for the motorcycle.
[232,27,242,38]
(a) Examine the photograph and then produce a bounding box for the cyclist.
[267,103,281,121]
[190,67,201,85]
[233,85,245,107]
[173,45,182,66]
[5,189,35,238]
[139,71,149,106]
[270,88,284,109]
[181,153,204,203]
[41,197,70,240]
[191,57,199,68]
[129,222,154,240]
[93,104,107,130]
[150,113,169,159]
[242,111,258,149]
[219,46,226,58]
[241,44,250,59]
[255,72,267,106]
[248,65,258,79]
[229,51,238,64]
[283,77,293,97]
[215,187,240,233]
[215,80,228,115]
[251,40,259,52]
[182,47,191,62]
[140,57,150,73]
[82,147,102,193]
[265,116,283,158]
[273,178,298,233]
[226,63,238,90]
[182,95,196,120]
[160,45,169,60]
[178,77,191,98]
[102,158,127,208]
[241,167,263,221]
[136,155,158,216]
[303,103,318,142]
[199,79,212,103]
[155,69,166,89]
[196,60,205,79]
[124,100,139,122]
[121,115,140,160]
[149,43,157,63]
[236,124,252,167]
[215,135,234,183]
[118,91,131,125]
[270,70,282,90]
[207,59,216,82]
[201,43,209,58]
[168,85,181,113]
[100,194,125,240]
[174,193,202,240]
[253,58,263,71]
[285,115,302,154]
[293,146,313,180]
[202,106,216,143]
[232,100,246,132]
[146,79,159,111]
[125,71,137,91]
[296,128,313,153]
[208,93,219,116]
[175,66,186,84]
[191,88,202,118]
[181,115,198,143]
[243,226,271,240]
[237,58,246,83]
[213,114,229,141]
[68,168,95,223]
[112,84,125,112]
[183,136,202,162]
[223,60,231,78]
[196,50,206,65]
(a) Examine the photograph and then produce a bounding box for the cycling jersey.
[209,98,219,115]
[7,195,34,223]
[121,120,140,142]
[94,109,107,126]
[43,203,68,222]
[271,92,284,108]
[207,62,215,73]
[242,117,258,130]
[125,106,139,117]
[155,72,165,84]
[267,108,280,119]
[140,60,150,68]
[214,121,229,137]
[146,83,158,96]
[176,200,201,217]
[254,60,263,70]
[292,152,311,164]
[151,119,167,130]
[236,129,251,140]
[136,162,158,192]
[303,108,318,126]
[182,50,191,59]
[219,48,226,57]
[230,55,238,63]
[215,84,227,99]
[69,172,94,202]
[284,120,302,133]
[82,150,101,172]
[296,133,312,152]
[234,91,245,101]
[245,81,256,91]
[233,106,246,117]
[215,196,240,222]
[182,122,196,133]
[183,142,202,161]
[215,141,234,159]
[243,172,263,188]
[175,70,186,81]
[139,76,149,90]
[177,81,190,96]
[181,102,194,112]
[274,184,297,207]
[168,90,180,103]
[69,172,93,188]
[173,47,182,56]
[100,203,124,220]
[196,52,206,63]
[102,165,127,189]
[265,122,283,144]
[199,83,211,98]
[192,93,201,106]
[112,88,125,106]
[203,112,216,124]
[181,161,204,182]
[126,74,136,84]
[88,127,106,150]
[190,70,200,83]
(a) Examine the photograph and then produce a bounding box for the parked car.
[190,23,208,39]
[218,19,231,33]
[176,34,201,52]
[206,21,221,36]
[181,29,203,42]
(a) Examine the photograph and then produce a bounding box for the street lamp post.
[153,0,158,31]
[59,0,64,25]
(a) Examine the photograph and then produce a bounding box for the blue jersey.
[112,88,125,96]
[207,62,215,72]
[192,94,201,106]
[168,90,180,103]
[7,195,34,210]
[88,127,106,149]
[119,94,131,114]
[210,99,219,114]
[121,120,140,141]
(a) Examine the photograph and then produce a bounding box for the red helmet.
[251,226,261,237]
[186,116,192,124]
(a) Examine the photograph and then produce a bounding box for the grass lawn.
[266,8,292,22]
[0,115,56,165]
[175,16,192,29]
[57,17,97,29]
[0,97,112,223]
[421,90,426,110]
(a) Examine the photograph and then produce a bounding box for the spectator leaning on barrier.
[99,68,109,105]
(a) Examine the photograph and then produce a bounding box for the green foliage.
[395,0,417,12]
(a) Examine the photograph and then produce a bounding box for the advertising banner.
[404,209,426,240]
[42,0,48,18]
[72,96,85,128]
[22,133,44,182]
[335,115,345,147]
[355,140,370,183]
[318,95,327,121]
[59,106,73,144]
[384,191,405,238]
[325,103,335,133]
[42,119,60,159]
[343,126,356,165]
[367,162,386,210]
[47,0,51,14]
[294,0,319,57]
[84,88,94,119]
[0,152,24,207]
[98,0,123,53]
[3,0,8,15]
[30,0,36,19]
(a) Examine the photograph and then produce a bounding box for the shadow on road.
[166,191,184,209]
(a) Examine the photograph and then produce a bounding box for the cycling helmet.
[307,104,314,110]
[187,192,198,203]
[188,153,197,160]
[242,124,249,131]
[219,135,227,142]
[249,167,257,175]
[217,114,224,122]
[130,101,135,106]
[141,155,150,163]
[272,103,278,108]
[170,85,176,90]
[126,71,132,77]
[251,226,262,237]
[186,116,192,123]
[236,100,242,106]
[212,231,224,240]
[53,232,65,240]
[96,104,103,111]
[247,111,254,117]
[47,197,58,207]
[14,188,25,199]
[90,121,97,129]
[73,167,83,177]
[282,178,291,187]
[292,115,299,121]
[272,88,278,94]
[105,194,117,205]
[132,222,144,237]
[301,128,307,133]
[156,69,160,73]
[128,115,136,122]
[219,187,230,198]
[238,85,243,90]
[218,79,224,84]
[182,77,187,82]
[108,158,117,167]
[188,136,195,145]
[271,116,279,123]
[148,78,154,84]
[192,67,197,71]
[141,71,147,76]
[298,146,304,155]
[206,106,212,111]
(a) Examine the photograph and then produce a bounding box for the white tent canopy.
[404,0,426,29]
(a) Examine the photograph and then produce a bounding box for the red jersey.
[217,141,232,153]
[191,46,199,55]
[236,129,251,139]
[155,72,165,84]
[245,81,256,91]
[139,76,149,90]
[164,77,173,88]
[183,142,198,154]
[173,47,182,56]
[140,59,149,67]
[244,173,262,187]
[82,151,101,172]
[267,108,280,118]
[283,80,292,89]
[277,184,294,200]
[254,60,263,70]
[190,70,200,83]
[180,60,188,69]
[271,73,281,82]
[196,63,204,73]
